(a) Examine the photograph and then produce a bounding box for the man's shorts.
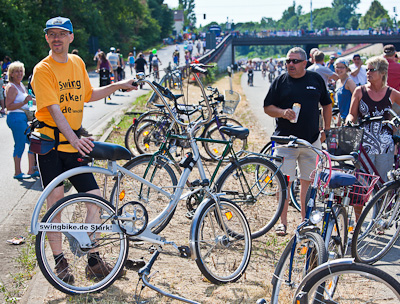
[273,136,321,182]
[38,150,99,192]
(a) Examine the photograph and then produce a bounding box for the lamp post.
[310,0,313,31]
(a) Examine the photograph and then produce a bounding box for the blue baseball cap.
[44,17,73,33]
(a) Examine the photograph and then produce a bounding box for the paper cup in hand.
[290,103,301,123]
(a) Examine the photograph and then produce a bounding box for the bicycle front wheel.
[325,205,348,260]
[294,261,400,303]
[202,117,246,161]
[271,231,327,304]
[192,198,251,284]
[215,157,287,238]
[36,193,128,295]
[260,141,301,212]
[351,180,400,264]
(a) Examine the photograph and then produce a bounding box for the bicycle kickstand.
[138,248,200,304]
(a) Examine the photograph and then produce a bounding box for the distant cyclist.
[152,54,162,81]
[261,61,267,80]
[267,58,276,83]
[246,60,254,86]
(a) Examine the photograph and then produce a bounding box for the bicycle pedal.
[185,210,195,219]
[178,246,191,258]
[148,245,157,254]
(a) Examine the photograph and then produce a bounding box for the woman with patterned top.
[346,56,400,182]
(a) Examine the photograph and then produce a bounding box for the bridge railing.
[197,34,232,64]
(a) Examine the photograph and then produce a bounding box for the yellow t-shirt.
[31,54,93,152]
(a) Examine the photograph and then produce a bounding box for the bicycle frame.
[271,137,355,286]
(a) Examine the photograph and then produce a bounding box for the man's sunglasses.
[286,59,304,64]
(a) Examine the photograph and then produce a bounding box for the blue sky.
[163,0,399,27]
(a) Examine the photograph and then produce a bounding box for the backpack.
[152,56,159,65]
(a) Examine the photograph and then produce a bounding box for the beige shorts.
[273,135,321,182]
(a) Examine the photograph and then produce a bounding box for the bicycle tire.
[36,193,128,295]
[294,260,400,303]
[215,156,287,239]
[134,120,170,155]
[260,141,301,212]
[202,117,247,161]
[271,231,327,304]
[110,154,178,234]
[124,123,137,155]
[191,198,252,284]
[351,180,400,264]
[325,205,348,260]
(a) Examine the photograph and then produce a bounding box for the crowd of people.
[260,44,400,236]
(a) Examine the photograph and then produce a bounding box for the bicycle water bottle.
[329,133,337,150]
[27,99,34,111]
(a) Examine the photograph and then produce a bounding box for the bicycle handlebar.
[270,135,356,163]
[136,64,213,129]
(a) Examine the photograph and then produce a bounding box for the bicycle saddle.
[219,126,249,140]
[321,170,357,189]
[152,95,185,109]
[88,142,132,161]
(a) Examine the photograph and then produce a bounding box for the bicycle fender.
[188,196,234,260]
[30,166,114,235]
[188,197,214,260]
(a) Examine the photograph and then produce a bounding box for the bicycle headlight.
[310,210,323,224]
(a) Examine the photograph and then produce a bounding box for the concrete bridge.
[199,33,400,72]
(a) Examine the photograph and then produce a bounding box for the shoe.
[30,171,40,178]
[275,224,287,236]
[13,173,30,180]
[7,236,25,245]
[55,257,75,283]
[86,257,124,280]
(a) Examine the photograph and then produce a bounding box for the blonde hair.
[365,56,388,86]
[7,61,25,82]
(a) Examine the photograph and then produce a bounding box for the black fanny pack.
[25,119,82,155]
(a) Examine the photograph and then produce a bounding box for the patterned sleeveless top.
[358,85,393,154]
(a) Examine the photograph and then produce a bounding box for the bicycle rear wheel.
[294,261,400,303]
[271,231,327,304]
[135,119,170,154]
[110,154,178,234]
[191,198,251,284]
[215,157,287,238]
[36,193,128,295]
[351,180,400,264]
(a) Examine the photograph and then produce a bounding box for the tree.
[148,0,174,39]
[359,0,390,29]
[179,0,196,30]
[331,0,360,11]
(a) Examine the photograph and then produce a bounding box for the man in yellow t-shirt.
[31,16,137,283]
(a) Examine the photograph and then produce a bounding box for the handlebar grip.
[215,95,224,102]
[121,81,139,92]
[191,65,208,74]
[270,135,297,144]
